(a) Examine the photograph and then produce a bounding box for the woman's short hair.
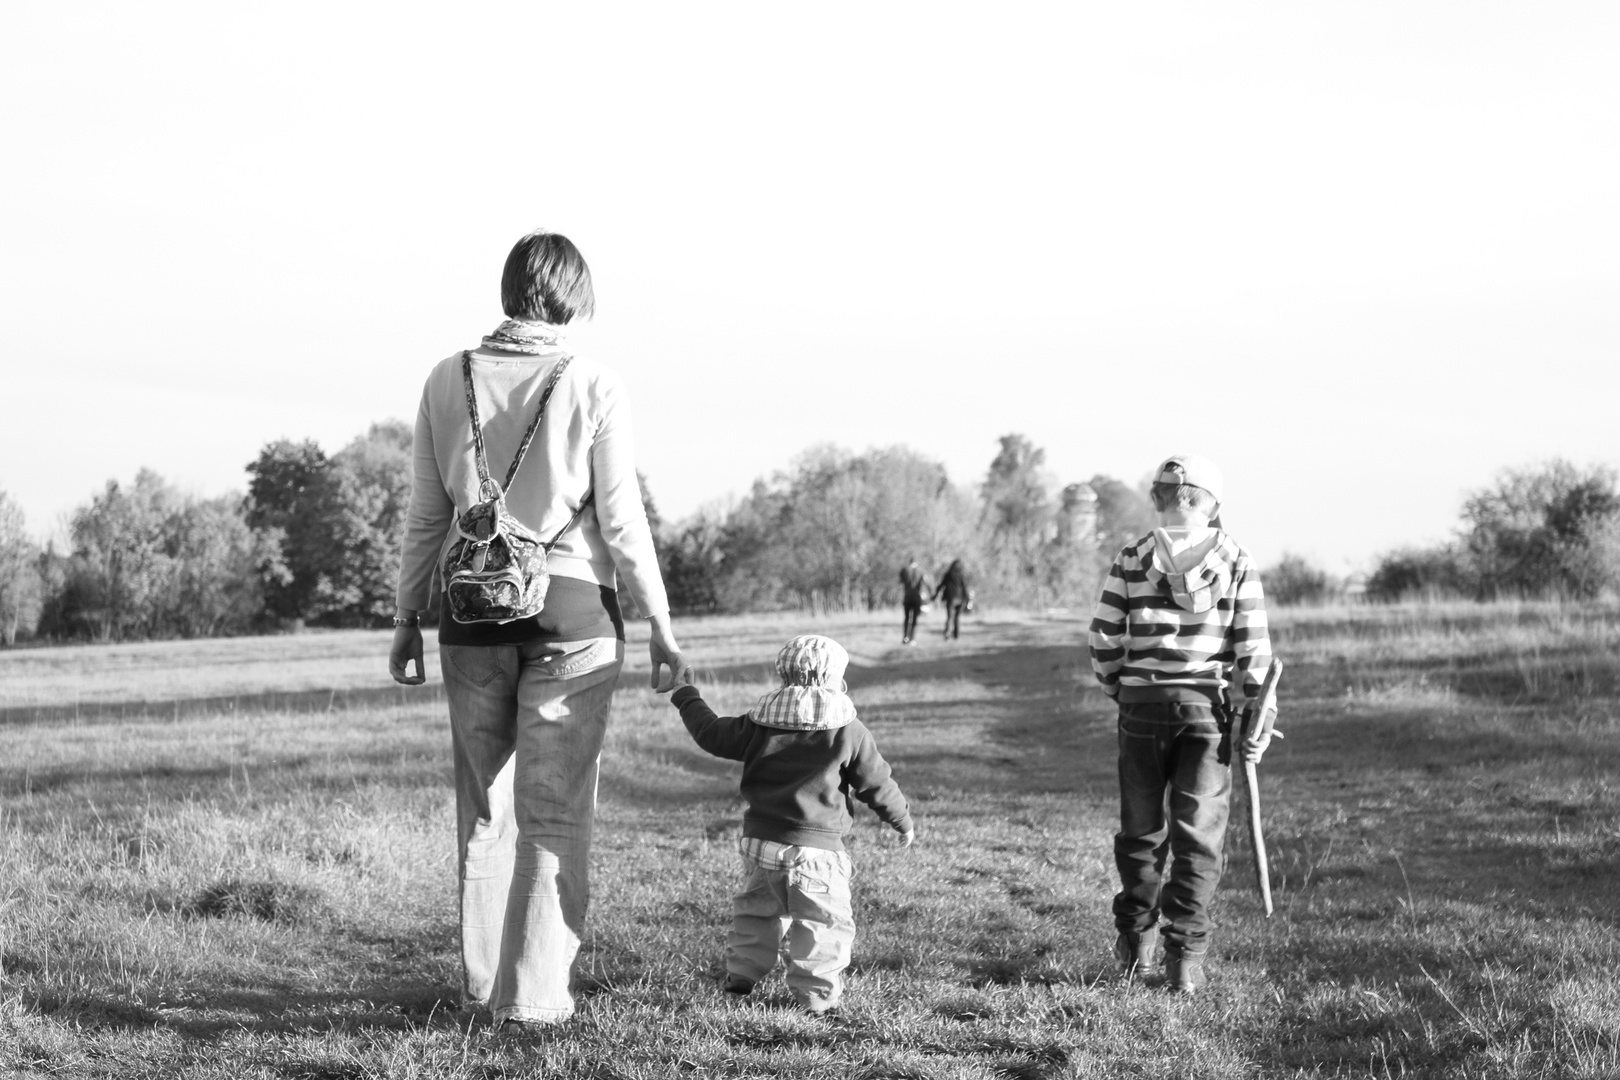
[500,231,596,324]
[1150,482,1219,515]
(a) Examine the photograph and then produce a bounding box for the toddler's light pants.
[727,843,855,1012]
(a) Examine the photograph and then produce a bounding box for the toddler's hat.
[1153,453,1224,504]
[750,635,856,732]
[775,634,849,688]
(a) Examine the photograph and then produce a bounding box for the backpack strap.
[461,350,595,546]
[543,490,595,550]
[502,354,574,491]
[459,352,498,500]
[459,350,575,497]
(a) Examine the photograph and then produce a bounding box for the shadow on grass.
[0,683,449,728]
[2,749,451,807]
[614,639,1108,814]
[20,922,470,1040]
[25,980,471,1039]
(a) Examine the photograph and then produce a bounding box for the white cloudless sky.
[2,2,1616,574]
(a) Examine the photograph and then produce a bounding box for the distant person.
[932,559,972,640]
[389,229,684,1032]
[1087,454,1274,994]
[666,635,914,1015]
[898,556,930,644]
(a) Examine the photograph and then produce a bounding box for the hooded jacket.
[670,684,913,850]
[1087,526,1271,711]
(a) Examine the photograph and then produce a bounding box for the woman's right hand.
[389,623,426,686]
[647,612,684,693]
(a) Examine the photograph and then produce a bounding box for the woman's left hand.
[390,624,426,685]
[647,612,684,693]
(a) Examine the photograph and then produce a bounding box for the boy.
[668,634,914,1015]
[1087,453,1276,994]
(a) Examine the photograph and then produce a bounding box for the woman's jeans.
[440,637,624,1024]
[1112,701,1231,959]
[942,601,964,639]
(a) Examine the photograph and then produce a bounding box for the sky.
[2,3,1617,574]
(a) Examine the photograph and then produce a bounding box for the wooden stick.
[1240,658,1284,917]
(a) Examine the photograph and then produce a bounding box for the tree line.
[656,436,1172,617]
[0,430,1145,644]
[1361,460,1620,601]
[0,421,413,644]
[1,437,1616,646]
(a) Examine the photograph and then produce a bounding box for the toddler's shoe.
[1164,954,1207,995]
[1114,927,1159,976]
[721,974,755,996]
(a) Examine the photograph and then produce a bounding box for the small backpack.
[442,351,592,624]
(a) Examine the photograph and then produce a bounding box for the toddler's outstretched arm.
[669,675,752,762]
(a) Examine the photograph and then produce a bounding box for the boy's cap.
[776,634,848,688]
[1153,454,1224,504]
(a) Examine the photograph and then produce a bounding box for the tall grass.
[2,602,1618,1077]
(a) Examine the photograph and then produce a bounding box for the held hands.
[647,613,685,694]
[1241,707,1283,764]
[389,624,426,686]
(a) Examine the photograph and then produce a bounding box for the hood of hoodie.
[1145,527,1238,614]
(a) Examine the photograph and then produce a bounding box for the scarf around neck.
[482,319,567,355]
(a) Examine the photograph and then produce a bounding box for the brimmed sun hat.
[749,635,856,731]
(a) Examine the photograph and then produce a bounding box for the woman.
[389,230,682,1030]
[932,558,972,640]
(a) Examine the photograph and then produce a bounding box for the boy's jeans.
[441,637,624,1025]
[1112,701,1232,959]
[727,841,855,1011]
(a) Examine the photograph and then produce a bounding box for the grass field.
[3,602,1619,1078]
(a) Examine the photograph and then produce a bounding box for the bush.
[1264,553,1336,606]
[1365,546,1473,602]
[1462,460,1620,599]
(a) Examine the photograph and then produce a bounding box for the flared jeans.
[440,637,624,1024]
[1111,701,1232,959]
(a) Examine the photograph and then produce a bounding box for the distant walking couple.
[899,557,972,644]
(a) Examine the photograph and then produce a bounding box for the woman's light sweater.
[396,345,669,620]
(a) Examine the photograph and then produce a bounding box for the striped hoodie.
[1088,527,1271,711]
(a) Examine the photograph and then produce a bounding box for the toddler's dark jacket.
[670,685,913,851]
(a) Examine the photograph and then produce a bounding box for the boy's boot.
[1164,952,1207,995]
[1114,927,1158,976]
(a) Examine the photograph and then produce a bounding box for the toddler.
[669,634,914,1014]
